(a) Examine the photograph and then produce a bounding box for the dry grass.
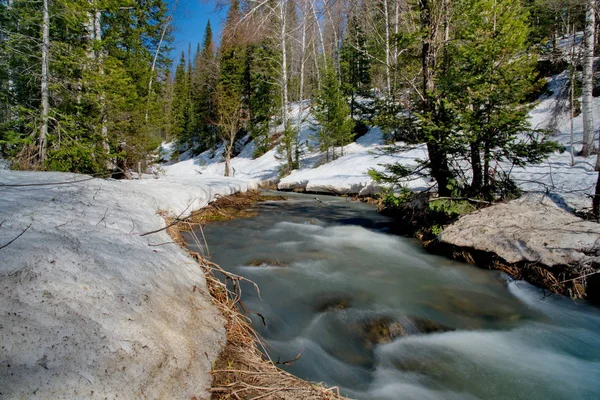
[163,191,345,400]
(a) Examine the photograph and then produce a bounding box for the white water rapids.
[184,194,600,400]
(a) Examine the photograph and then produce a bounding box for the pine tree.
[314,63,354,161]
[340,15,372,119]
[191,20,219,152]
[216,0,247,176]
[443,0,560,197]
[1,0,173,175]
[246,39,279,158]
[173,51,190,145]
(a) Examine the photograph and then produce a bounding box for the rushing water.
[183,193,600,400]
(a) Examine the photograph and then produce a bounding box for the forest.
[1,0,599,211]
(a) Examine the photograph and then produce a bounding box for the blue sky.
[167,0,227,62]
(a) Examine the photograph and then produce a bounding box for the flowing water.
[183,193,600,400]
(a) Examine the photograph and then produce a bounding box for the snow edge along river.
[0,170,256,399]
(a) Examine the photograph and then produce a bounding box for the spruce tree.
[340,15,372,120]
[173,51,190,145]
[314,63,354,161]
[191,20,218,152]
[216,0,247,176]
[443,0,560,197]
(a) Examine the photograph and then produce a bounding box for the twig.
[0,223,32,250]
[275,352,303,366]
[148,242,176,247]
[95,207,109,227]
[559,269,600,284]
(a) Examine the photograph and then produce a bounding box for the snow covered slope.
[163,72,599,210]
[0,171,256,399]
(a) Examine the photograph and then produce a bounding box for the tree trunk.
[310,0,324,90]
[94,9,109,156]
[483,141,491,189]
[592,157,600,217]
[295,1,307,169]
[580,0,596,157]
[224,140,231,177]
[39,0,50,163]
[280,0,292,170]
[420,0,452,197]
[470,141,483,192]
[383,0,392,96]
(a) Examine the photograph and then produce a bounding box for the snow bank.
[0,170,256,399]
[440,194,600,267]
[279,129,430,195]
[164,103,432,196]
[163,71,599,208]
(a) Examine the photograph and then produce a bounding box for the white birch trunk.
[39,0,50,162]
[94,9,109,156]
[581,0,596,156]
[280,1,288,128]
[383,0,392,96]
[310,0,324,90]
[296,0,307,168]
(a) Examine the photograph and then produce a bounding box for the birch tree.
[580,0,596,156]
[39,0,50,162]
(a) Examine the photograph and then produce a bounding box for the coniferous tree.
[443,0,559,197]
[191,20,219,152]
[340,14,372,120]
[314,63,354,161]
[0,0,173,175]
[216,0,247,176]
[173,52,190,145]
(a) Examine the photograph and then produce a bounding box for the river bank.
[0,170,255,399]
[163,191,345,400]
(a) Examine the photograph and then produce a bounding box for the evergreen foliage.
[0,0,173,175]
[313,63,354,161]
[340,15,372,120]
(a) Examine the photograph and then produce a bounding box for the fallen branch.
[0,223,32,251]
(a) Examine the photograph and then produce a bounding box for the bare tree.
[215,86,245,177]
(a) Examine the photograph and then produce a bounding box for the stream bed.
[183,193,600,400]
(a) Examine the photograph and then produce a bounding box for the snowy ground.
[0,171,256,399]
[163,73,599,211]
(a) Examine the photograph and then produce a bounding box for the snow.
[0,170,257,399]
[279,129,430,195]
[164,76,599,210]
[163,103,432,196]
[440,193,600,267]
[517,72,600,210]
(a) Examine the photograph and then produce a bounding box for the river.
[183,193,600,400]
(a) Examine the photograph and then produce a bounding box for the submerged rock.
[360,317,407,347]
[351,315,452,348]
[430,289,525,326]
[409,316,454,334]
[313,295,353,312]
[246,258,288,267]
